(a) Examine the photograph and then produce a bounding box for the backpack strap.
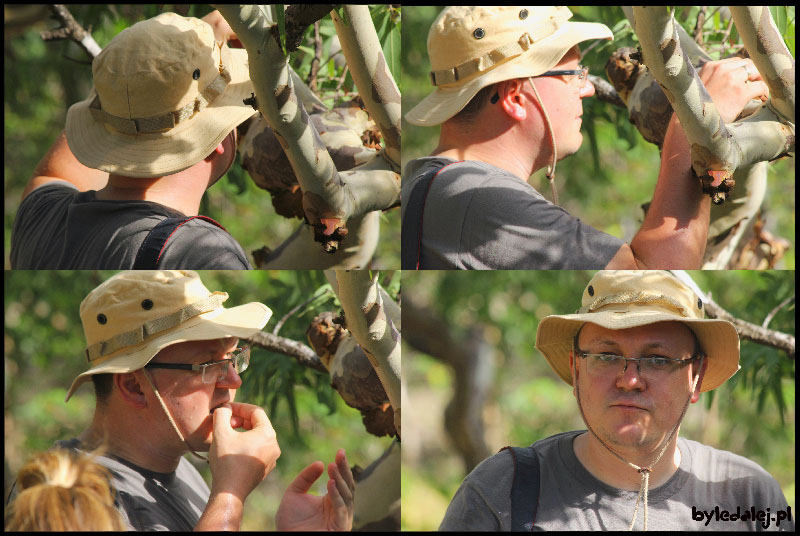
[133,216,226,269]
[499,446,541,532]
[401,161,462,270]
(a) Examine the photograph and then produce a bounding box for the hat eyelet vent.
[587,285,594,297]
[473,28,485,39]
[697,298,703,309]
[193,69,201,80]
[519,9,529,20]
[142,299,154,310]
[97,314,107,325]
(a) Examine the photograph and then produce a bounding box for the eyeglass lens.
[201,347,249,384]
[585,355,686,379]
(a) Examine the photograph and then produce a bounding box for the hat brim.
[65,301,271,401]
[405,21,613,127]
[535,310,740,393]
[65,48,256,179]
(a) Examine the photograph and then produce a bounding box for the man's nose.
[616,359,646,390]
[216,364,242,389]
[581,79,596,98]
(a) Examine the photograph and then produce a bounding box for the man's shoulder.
[681,437,779,483]
[159,216,250,269]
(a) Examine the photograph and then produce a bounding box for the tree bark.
[335,270,401,438]
[633,7,793,205]
[402,292,494,473]
[216,5,400,257]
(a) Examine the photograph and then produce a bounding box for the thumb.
[286,461,325,494]
[213,406,234,438]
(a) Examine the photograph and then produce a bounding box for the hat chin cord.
[528,77,558,206]
[142,369,209,463]
[574,356,704,531]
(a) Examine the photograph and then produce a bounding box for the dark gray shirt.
[439,430,794,531]
[401,157,625,269]
[10,182,251,269]
[54,439,210,531]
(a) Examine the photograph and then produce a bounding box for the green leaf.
[276,4,287,56]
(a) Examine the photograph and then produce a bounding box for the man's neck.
[95,171,207,217]
[572,431,682,491]
[80,410,184,474]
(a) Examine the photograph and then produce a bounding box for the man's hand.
[208,402,281,499]
[274,449,356,532]
[697,58,769,124]
[202,10,243,48]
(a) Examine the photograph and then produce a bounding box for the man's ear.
[690,357,708,403]
[498,79,527,121]
[204,142,225,162]
[114,372,147,409]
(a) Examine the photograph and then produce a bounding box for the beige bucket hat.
[406,6,613,126]
[535,271,740,393]
[65,12,257,178]
[66,270,272,401]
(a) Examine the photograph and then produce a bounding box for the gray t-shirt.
[10,182,251,269]
[401,157,625,269]
[440,430,794,531]
[52,438,210,531]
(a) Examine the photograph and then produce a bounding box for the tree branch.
[588,74,625,108]
[335,270,401,438]
[284,4,340,53]
[729,6,795,123]
[331,6,401,169]
[246,330,327,373]
[217,5,399,256]
[670,271,795,359]
[634,7,793,205]
[42,4,102,59]
[402,292,493,473]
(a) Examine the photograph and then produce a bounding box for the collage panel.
[401,6,794,270]
[401,269,795,531]
[5,5,400,271]
[4,269,400,531]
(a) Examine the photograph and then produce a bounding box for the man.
[439,271,793,531]
[8,270,355,531]
[11,11,256,269]
[402,6,769,269]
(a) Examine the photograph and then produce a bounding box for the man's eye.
[597,354,618,363]
[647,357,673,367]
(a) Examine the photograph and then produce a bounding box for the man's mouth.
[209,401,232,415]
[610,402,648,411]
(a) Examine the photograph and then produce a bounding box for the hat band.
[88,66,232,135]
[429,7,572,87]
[84,292,229,363]
[580,291,695,318]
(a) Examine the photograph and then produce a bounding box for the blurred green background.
[401,270,795,530]
[400,6,795,268]
[4,270,396,530]
[4,5,401,269]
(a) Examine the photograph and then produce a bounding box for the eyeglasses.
[490,65,591,103]
[574,346,699,380]
[533,64,590,89]
[145,346,250,384]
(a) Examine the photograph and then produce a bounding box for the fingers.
[228,401,270,431]
[286,461,325,494]
[335,449,356,495]
[327,462,354,508]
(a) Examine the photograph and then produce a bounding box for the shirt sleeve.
[158,220,252,269]
[460,175,625,269]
